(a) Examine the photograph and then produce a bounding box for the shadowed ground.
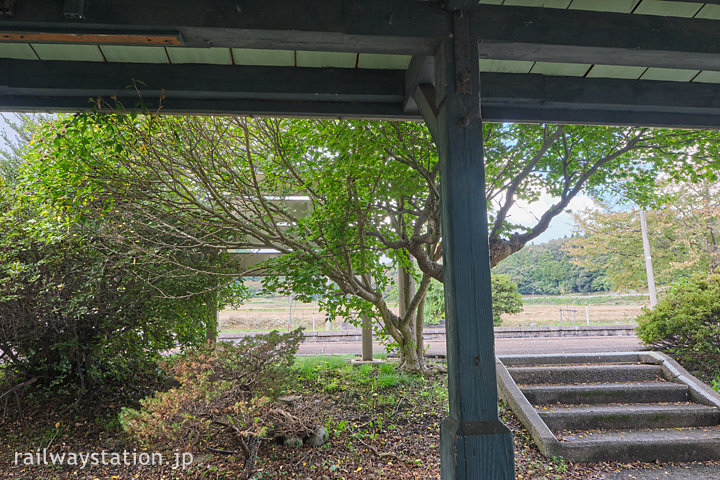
[608,464,720,479]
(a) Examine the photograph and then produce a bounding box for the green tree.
[636,273,720,381]
[33,115,441,372]
[32,113,718,373]
[424,274,523,326]
[566,180,720,291]
[566,209,690,290]
[0,114,46,185]
[491,274,524,324]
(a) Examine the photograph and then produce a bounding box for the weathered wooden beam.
[412,85,440,138]
[482,106,720,130]
[4,0,720,70]
[431,11,515,480]
[472,5,720,71]
[0,94,414,119]
[481,73,720,116]
[403,55,434,112]
[0,0,449,54]
[479,72,720,129]
[0,59,405,103]
[6,58,720,127]
[9,59,720,116]
[0,58,412,118]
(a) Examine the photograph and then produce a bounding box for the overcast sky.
[510,193,595,244]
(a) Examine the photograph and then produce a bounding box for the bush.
[120,329,316,479]
[0,115,244,405]
[636,273,720,380]
[0,208,221,402]
[491,274,524,325]
[424,274,524,326]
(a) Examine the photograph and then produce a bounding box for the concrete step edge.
[557,432,720,463]
[499,352,643,367]
[520,381,686,391]
[508,364,666,385]
[541,403,718,414]
[521,382,690,406]
[539,404,720,430]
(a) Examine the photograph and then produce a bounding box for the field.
[219,295,648,333]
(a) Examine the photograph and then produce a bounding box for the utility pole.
[640,210,658,307]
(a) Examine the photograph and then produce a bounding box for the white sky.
[506,193,598,244]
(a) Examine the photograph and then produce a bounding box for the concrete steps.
[558,426,720,463]
[497,352,720,463]
[521,381,690,405]
[540,403,720,431]
[508,364,665,385]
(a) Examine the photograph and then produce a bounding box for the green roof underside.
[2,45,719,85]
[2,0,720,128]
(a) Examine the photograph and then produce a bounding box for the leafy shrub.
[636,274,720,380]
[120,329,316,479]
[0,202,221,402]
[492,274,524,325]
[424,274,524,326]
[0,116,243,405]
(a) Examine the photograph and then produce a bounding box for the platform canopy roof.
[2,0,720,127]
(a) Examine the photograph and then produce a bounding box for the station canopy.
[2,0,720,128]
[4,2,720,478]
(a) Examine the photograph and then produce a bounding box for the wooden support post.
[422,9,516,480]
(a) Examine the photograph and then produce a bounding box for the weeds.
[294,355,353,379]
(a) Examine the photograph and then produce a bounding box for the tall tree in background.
[35,116,440,372]
[567,179,720,291]
[0,114,46,184]
[566,209,689,290]
[31,113,718,373]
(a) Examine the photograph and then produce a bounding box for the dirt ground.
[0,359,631,480]
[219,298,646,333]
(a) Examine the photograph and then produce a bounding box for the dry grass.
[501,304,645,327]
[219,298,646,333]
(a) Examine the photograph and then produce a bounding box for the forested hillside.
[494,238,610,295]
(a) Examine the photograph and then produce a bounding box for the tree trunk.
[205,291,218,344]
[397,261,427,373]
[415,293,426,365]
[361,313,373,361]
[397,320,426,374]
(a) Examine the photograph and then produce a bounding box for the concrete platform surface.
[295,335,643,356]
